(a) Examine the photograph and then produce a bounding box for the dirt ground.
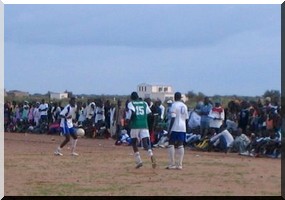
[4,132,281,196]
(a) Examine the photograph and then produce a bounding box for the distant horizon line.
[4,88,279,98]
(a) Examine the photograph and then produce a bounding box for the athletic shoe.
[151,156,157,169]
[177,165,183,170]
[135,162,143,169]
[239,151,249,156]
[54,150,63,156]
[71,152,79,156]
[165,165,177,170]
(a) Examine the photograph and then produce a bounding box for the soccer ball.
[76,128,85,137]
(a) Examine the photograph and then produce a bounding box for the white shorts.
[130,129,150,139]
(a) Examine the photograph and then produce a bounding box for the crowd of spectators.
[4,95,282,159]
[179,96,282,159]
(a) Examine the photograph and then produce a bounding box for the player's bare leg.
[142,137,156,169]
[132,138,143,168]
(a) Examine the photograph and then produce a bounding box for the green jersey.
[127,100,151,129]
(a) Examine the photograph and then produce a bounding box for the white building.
[49,92,68,100]
[137,83,174,102]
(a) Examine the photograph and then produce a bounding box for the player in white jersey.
[166,92,189,170]
[54,97,79,156]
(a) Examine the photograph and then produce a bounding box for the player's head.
[131,92,139,100]
[174,92,182,101]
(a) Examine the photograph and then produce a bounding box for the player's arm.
[186,119,189,133]
[167,117,175,138]
[125,102,135,126]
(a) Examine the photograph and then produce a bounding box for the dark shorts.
[61,125,76,136]
[169,131,186,143]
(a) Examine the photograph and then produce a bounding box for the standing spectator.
[200,97,213,138]
[188,105,201,133]
[78,102,87,126]
[165,100,173,129]
[22,101,30,122]
[86,99,96,122]
[4,101,12,132]
[38,99,49,124]
[124,99,131,135]
[94,99,105,132]
[51,102,62,123]
[28,102,35,126]
[147,99,161,145]
[54,97,79,156]
[267,107,281,132]
[208,101,225,134]
[33,102,41,127]
[158,100,165,121]
[238,101,250,133]
[166,92,189,170]
[264,97,273,113]
[225,100,240,133]
[104,100,111,130]
[114,100,125,140]
[109,102,116,138]
[126,92,156,169]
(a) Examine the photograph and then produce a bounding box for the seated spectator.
[153,130,169,148]
[185,132,201,148]
[247,131,272,157]
[231,128,251,154]
[115,129,132,146]
[209,126,234,153]
[263,129,281,158]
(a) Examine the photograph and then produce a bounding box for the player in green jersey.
[126,92,157,169]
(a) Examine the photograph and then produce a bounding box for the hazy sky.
[4,4,281,96]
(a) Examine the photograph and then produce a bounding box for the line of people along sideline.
[4,92,282,164]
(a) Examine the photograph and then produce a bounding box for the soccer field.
[4,132,281,196]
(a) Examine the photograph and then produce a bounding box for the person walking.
[54,97,79,156]
[126,92,156,169]
[166,92,189,170]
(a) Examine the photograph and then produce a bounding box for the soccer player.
[126,92,156,169]
[166,92,189,170]
[54,97,79,156]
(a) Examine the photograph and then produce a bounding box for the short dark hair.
[131,92,139,100]
[174,92,182,101]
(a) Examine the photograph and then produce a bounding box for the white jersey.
[170,101,189,132]
[60,104,76,128]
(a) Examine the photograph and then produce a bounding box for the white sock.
[134,152,142,164]
[71,139,78,153]
[176,145,184,167]
[148,149,153,157]
[168,145,175,166]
